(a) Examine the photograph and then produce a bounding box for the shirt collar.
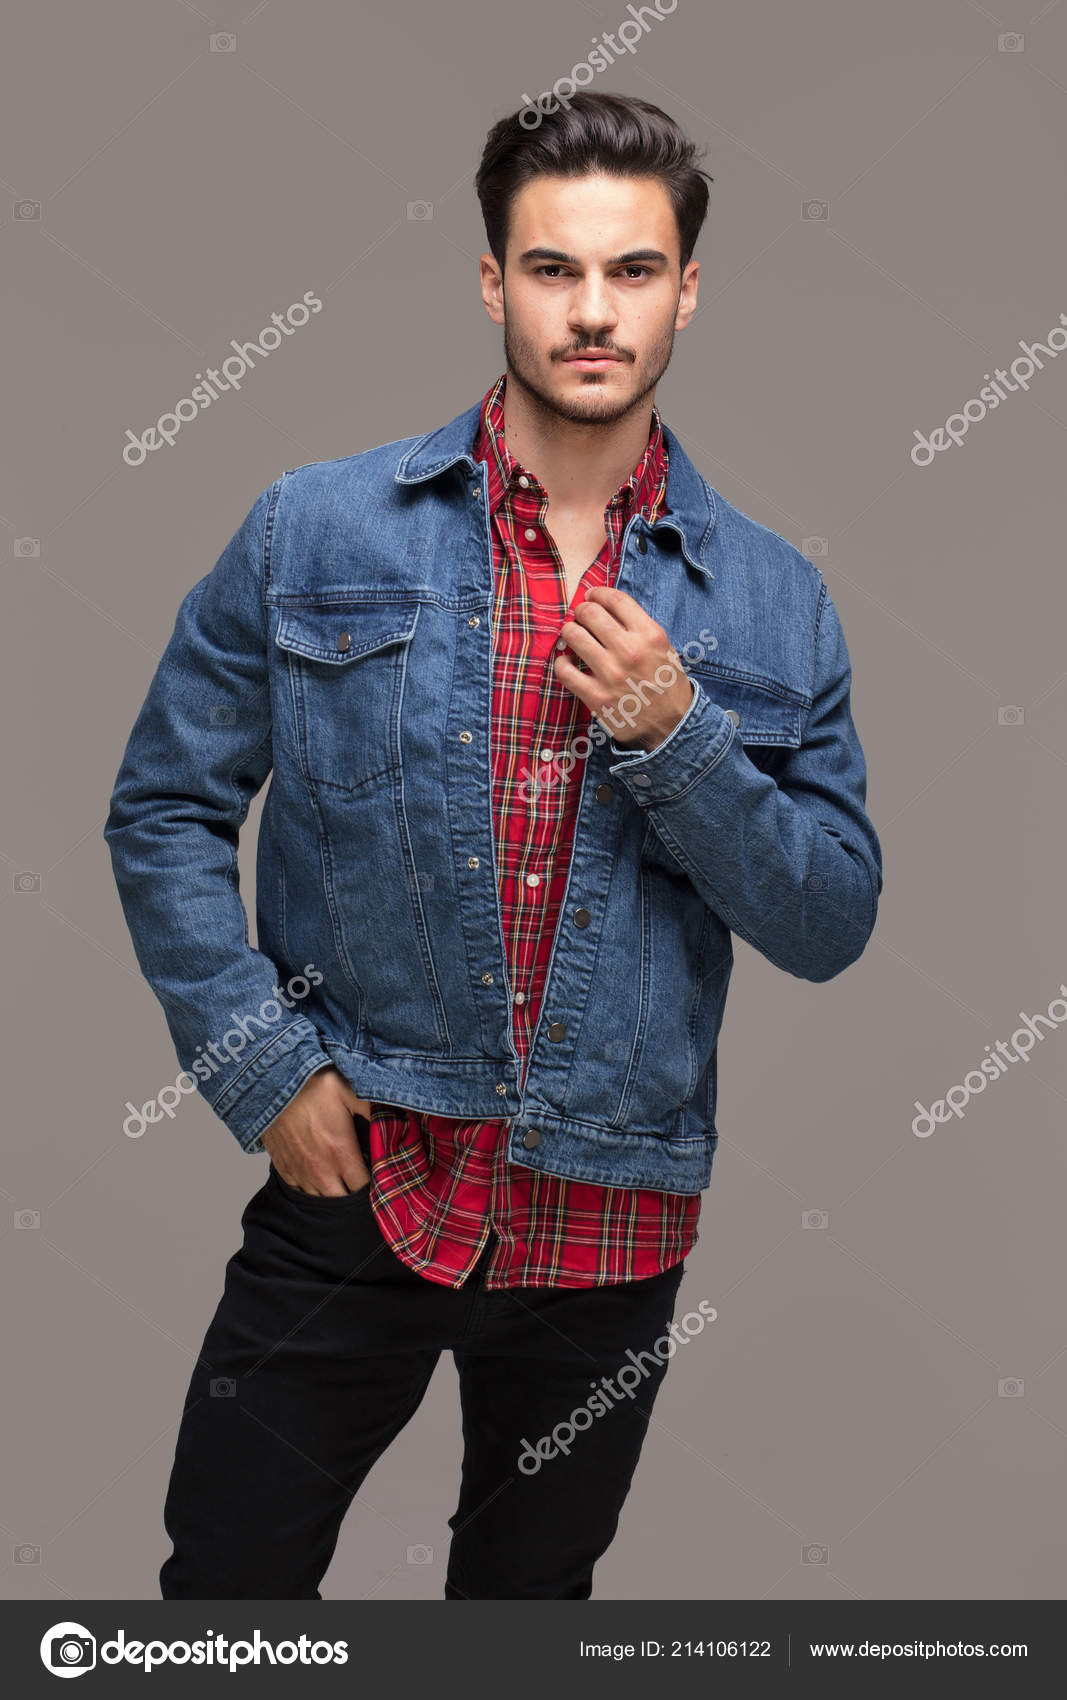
[473,372,667,521]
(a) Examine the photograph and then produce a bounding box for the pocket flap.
[274,602,419,664]
[690,669,805,746]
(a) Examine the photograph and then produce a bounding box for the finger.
[580,584,652,632]
[561,599,624,649]
[552,651,610,715]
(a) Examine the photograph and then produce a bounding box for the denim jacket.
[103,397,882,1194]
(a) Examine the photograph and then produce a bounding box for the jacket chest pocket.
[273,602,420,794]
[687,666,807,768]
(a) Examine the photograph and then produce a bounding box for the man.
[105,91,882,1600]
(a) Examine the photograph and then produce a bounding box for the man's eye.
[534,265,651,279]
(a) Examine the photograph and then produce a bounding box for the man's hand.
[554,584,695,752]
[260,1066,373,1196]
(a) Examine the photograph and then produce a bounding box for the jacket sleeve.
[606,579,883,981]
[103,477,335,1152]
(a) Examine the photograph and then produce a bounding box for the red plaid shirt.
[363,374,701,1288]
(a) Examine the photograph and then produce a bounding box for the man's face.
[480,172,699,427]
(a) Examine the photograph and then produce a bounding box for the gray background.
[3,0,1066,1601]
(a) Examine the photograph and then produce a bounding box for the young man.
[105,92,882,1600]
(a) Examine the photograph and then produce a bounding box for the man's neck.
[500,375,655,519]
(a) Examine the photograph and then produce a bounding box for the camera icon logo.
[802,1209,827,1229]
[802,1543,829,1564]
[406,1543,434,1564]
[801,537,828,559]
[997,1378,1024,1397]
[15,1209,40,1229]
[210,1377,237,1398]
[997,33,1024,52]
[997,705,1024,726]
[14,200,41,220]
[407,201,434,220]
[14,871,41,893]
[802,200,828,220]
[40,1621,96,1677]
[209,704,236,725]
[15,538,40,557]
[210,32,236,51]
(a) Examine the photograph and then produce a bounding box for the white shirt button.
[540,748,554,762]
[518,475,531,488]
[524,527,537,541]
[525,873,541,888]
[513,991,526,1004]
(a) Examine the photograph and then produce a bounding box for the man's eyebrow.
[517,246,670,266]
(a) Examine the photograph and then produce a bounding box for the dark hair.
[475,91,713,275]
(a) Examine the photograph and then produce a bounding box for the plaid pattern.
[363,374,701,1288]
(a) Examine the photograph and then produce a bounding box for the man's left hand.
[554,584,695,753]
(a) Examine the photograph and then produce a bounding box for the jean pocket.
[268,1161,373,1209]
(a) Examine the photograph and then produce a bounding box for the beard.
[501,300,677,432]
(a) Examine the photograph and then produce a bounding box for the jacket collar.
[394,395,717,580]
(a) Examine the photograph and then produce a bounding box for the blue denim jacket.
[104,396,882,1194]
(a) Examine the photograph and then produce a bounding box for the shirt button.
[725,709,740,725]
[595,783,614,804]
[518,475,531,488]
[540,748,554,762]
[481,972,494,984]
[524,528,538,541]
[525,873,541,887]
[631,773,651,787]
[468,615,480,628]
[523,1127,541,1148]
[459,730,473,743]
[495,1082,508,1096]
[513,991,526,1005]
[467,855,479,868]
[636,533,648,553]
[547,1021,567,1042]
[573,908,591,928]
[336,632,351,652]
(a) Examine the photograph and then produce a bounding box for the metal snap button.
[336,632,351,652]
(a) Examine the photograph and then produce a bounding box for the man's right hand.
[260,1065,373,1196]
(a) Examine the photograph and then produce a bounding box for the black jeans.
[159,1123,688,1600]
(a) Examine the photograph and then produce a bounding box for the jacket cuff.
[605,677,735,800]
[211,1018,336,1153]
